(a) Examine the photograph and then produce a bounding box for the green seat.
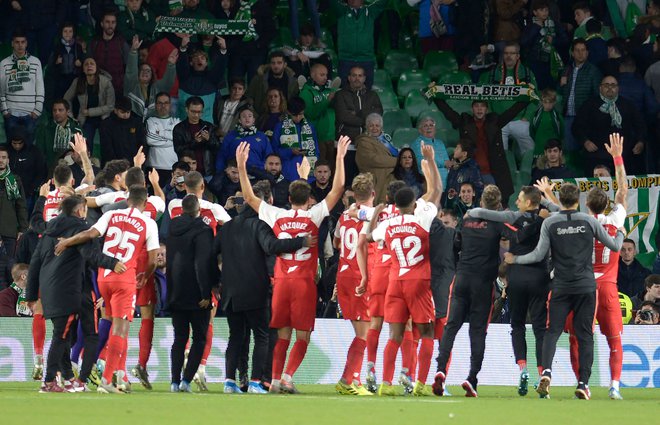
[446,99,473,115]
[442,70,472,84]
[391,128,420,149]
[383,109,412,136]
[378,89,400,112]
[383,50,419,81]
[423,51,458,80]
[404,91,432,120]
[373,69,393,91]
[397,69,431,101]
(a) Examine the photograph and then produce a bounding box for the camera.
[637,309,654,322]
[175,176,185,184]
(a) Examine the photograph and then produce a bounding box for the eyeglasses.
[601,83,618,88]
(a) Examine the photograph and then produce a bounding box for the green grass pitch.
[1,383,657,424]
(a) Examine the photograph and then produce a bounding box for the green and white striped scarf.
[7,54,31,93]
[0,165,20,201]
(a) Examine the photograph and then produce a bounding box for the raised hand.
[421,141,435,162]
[39,180,51,197]
[605,133,624,158]
[148,168,160,186]
[167,48,179,64]
[216,36,227,50]
[69,133,88,155]
[131,35,143,52]
[534,176,552,195]
[297,156,311,180]
[133,146,146,168]
[235,142,250,168]
[336,135,351,160]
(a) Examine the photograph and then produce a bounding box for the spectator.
[173,96,220,176]
[480,41,538,157]
[310,160,333,204]
[0,144,28,258]
[390,148,426,199]
[520,0,568,90]
[282,23,331,78]
[299,63,341,164]
[434,97,524,204]
[633,301,659,325]
[560,38,602,154]
[618,238,651,298]
[164,161,191,204]
[445,181,477,227]
[443,139,484,206]
[0,263,30,317]
[166,194,217,393]
[530,138,574,182]
[7,126,46,212]
[67,145,100,188]
[354,113,397,203]
[572,2,611,40]
[247,51,298,117]
[631,275,660,312]
[176,35,227,122]
[644,39,660,104]
[592,163,611,178]
[617,57,659,125]
[35,99,83,169]
[179,0,214,19]
[491,0,527,54]
[410,115,450,187]
[209,159,240,207]
[584,19,607,68]
[45,23,84,105]
[454,0,489,67]
[180,150,217,202]
[257,87,287,138]
[99,96,145,165]
[271,96,320,182]
[289,0,321,41]
[600,37,626,78]
[146,92,181,184]
[530,88,563,159]
[89,11,129,97]
[573,75,646,175]
[213,78,251,141]
[333,0,387,88]
[217,106,272,173]
[147,33,183,114]
[0,29,45,146]
[117,0,158,42]
[333,65,382,181]
[256,153,290,208]
[9,0,65,64]
[124,35,177,119]
[408,0,457,53]
[64,57,116,150]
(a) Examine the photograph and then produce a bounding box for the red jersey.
[92,208,160,283]
[334,211,366,279]
[43,189,66,222]
[168,197,231,235]
[593,203,626,283]
[259,200,329,280]
[93,190,165,220]
[370,203,401,269]
[371,199,437,280]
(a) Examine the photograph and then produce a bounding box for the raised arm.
[235,141,262,212]
[70,133,95,185]
[534,177,560,209]
[322,135,351,211]
[420,142,442,205]
[148,168,166,202]
[605,132,628,210]
[468,208,521,223]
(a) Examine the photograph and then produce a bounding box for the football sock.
[537,366,543,376]
[410,339,419,381]
[138,318,154,368]
[284,339,308,377]
[96,318,112,361]
[342,337,366,383]
[417,338,434,384]
[568,334,580,381]
[366,328,380,364]
[32,314,45,358]
[382,339,401,384]
[517,360,527,371]
[200,323,213,366]
[611,380,620,391]
[608,335,622,382]
[102,334,123,383]
[70,321,85,364]
[120,337,129,382]
[401,330,414,376]
[271,338,290,381]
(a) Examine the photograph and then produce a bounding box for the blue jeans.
[4,114,38,146]
[338,60,375,89]
[289,0,321,39]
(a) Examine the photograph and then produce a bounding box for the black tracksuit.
[25,214,118,383]
[514,210,624,384]
[216,206,303,382]
[429,218,457,319]
[99,112,146,166]
[436,216,505,386]
[166,214,218,384]
[468,208,550,369]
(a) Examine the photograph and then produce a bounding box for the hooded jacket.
[166,214,217,310]
[25,214,118,319]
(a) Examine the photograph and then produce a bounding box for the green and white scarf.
[7,54,31,93]
[599,94,622,128]
[0,165,20,201]
[10,282,31,317]
[280,116,317,169]
[53,119,77,153]
[154,15,256,40]
[236,123,258,137]
[235,0,258,41]
[422,83,539,102]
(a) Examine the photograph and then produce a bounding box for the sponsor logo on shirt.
[556,226,586,235]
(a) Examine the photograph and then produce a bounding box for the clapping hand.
[297,156,311,180]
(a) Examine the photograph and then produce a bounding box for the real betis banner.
[154,16,256,39]
[422,82,539,102]
[551,175,660,255]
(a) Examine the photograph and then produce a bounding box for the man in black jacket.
[172,96,220,177]
[166,195,218,393]
[217,180,311,393]
[99,96,146,167]
[25,195,125,393]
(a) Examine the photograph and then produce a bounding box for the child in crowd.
[530,88,563,161]
[443,139,484,207]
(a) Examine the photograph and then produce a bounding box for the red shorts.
[368,266,390,317]
[99,280,136,321]
[135,277,156,306]
[270,277,316,332]
[337,276,370,321]
[384,279,435,324]
[595,281,623,337]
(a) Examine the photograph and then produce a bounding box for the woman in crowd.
[390,148,426,198]
[257,87,288,140]
[410,115,450,187]
[354,113,398,203]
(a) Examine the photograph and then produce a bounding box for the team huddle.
[24,130,629,400]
